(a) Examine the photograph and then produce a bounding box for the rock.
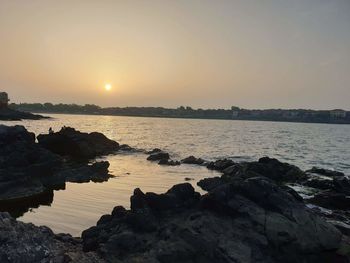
[309,191,350,210]
[0,108,47,121]
[147,152,170,161]
[0,125,112,217]
[37,127,119,160]
[307,167,345,178]
[303,177,334,190]
[146,148,163,154]
[82,177,341,262]
[0,125,62,201]
[197,177,225,191]
[0,212,103,263]
[207,158,235,171]
[181,156,205,165]
[222,157,306,184]
[158,159,181,166]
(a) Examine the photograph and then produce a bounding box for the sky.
[0,0,349,110]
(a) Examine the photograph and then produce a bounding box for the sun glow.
[105,84,112,91]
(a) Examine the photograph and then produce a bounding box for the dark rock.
[158,159,181,166]
[222,157,306,184]
[147,152,170,161]
[0,125,112,217]
[83,178,342,262]
[303,177,334,190]
[307,167,345,178]
[37,127,119,160]
[0,212,103,262]
[309,191,350,210]
[146,148,162,154]
[207,158,235,171]
[181,156,205,165]
[0,108,47,121]
[197,177,225,191]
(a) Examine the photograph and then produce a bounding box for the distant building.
[232,110,239,118]
[0,92,9,109]
[330,109,346,119]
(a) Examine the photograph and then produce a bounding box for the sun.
[105,84,112,91]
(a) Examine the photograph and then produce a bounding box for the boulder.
[37,127,119,160]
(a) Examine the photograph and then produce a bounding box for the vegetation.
[9,103,350,124]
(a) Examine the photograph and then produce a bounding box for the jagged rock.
[181,156,205,165]
[37,127,119,160]
[197,177,225,191]
[222,157,306,184]
[147,152,170,161]
[207,159,235,171]
[82,178,342,263]
[307,167,345,178]
[0,212,103,263]
[0,125,112,217]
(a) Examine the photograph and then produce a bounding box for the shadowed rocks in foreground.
[0,212,103,263]
[81,179,343,263]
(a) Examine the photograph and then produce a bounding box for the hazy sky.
[0,0,349,109]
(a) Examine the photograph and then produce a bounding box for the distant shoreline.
[9,103,350,125]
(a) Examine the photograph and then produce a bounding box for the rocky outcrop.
[0,212,103,263]
[0,125,112,216]
[0,108,47,121]
[219,157,306,184]
[82,178,342,263]
[37,127,120,160]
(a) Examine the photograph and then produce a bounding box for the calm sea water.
[1,114,350,236]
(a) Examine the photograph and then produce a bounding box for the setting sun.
[105,84,112,91]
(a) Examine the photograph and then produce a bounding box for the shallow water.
[1,114,350,236]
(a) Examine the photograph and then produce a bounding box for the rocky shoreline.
[0,108,48,121]
[1,124,350,262]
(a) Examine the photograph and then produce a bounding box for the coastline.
[1,124,350,262]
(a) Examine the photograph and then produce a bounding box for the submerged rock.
[37,127,119,160]
[82,177,342,263]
